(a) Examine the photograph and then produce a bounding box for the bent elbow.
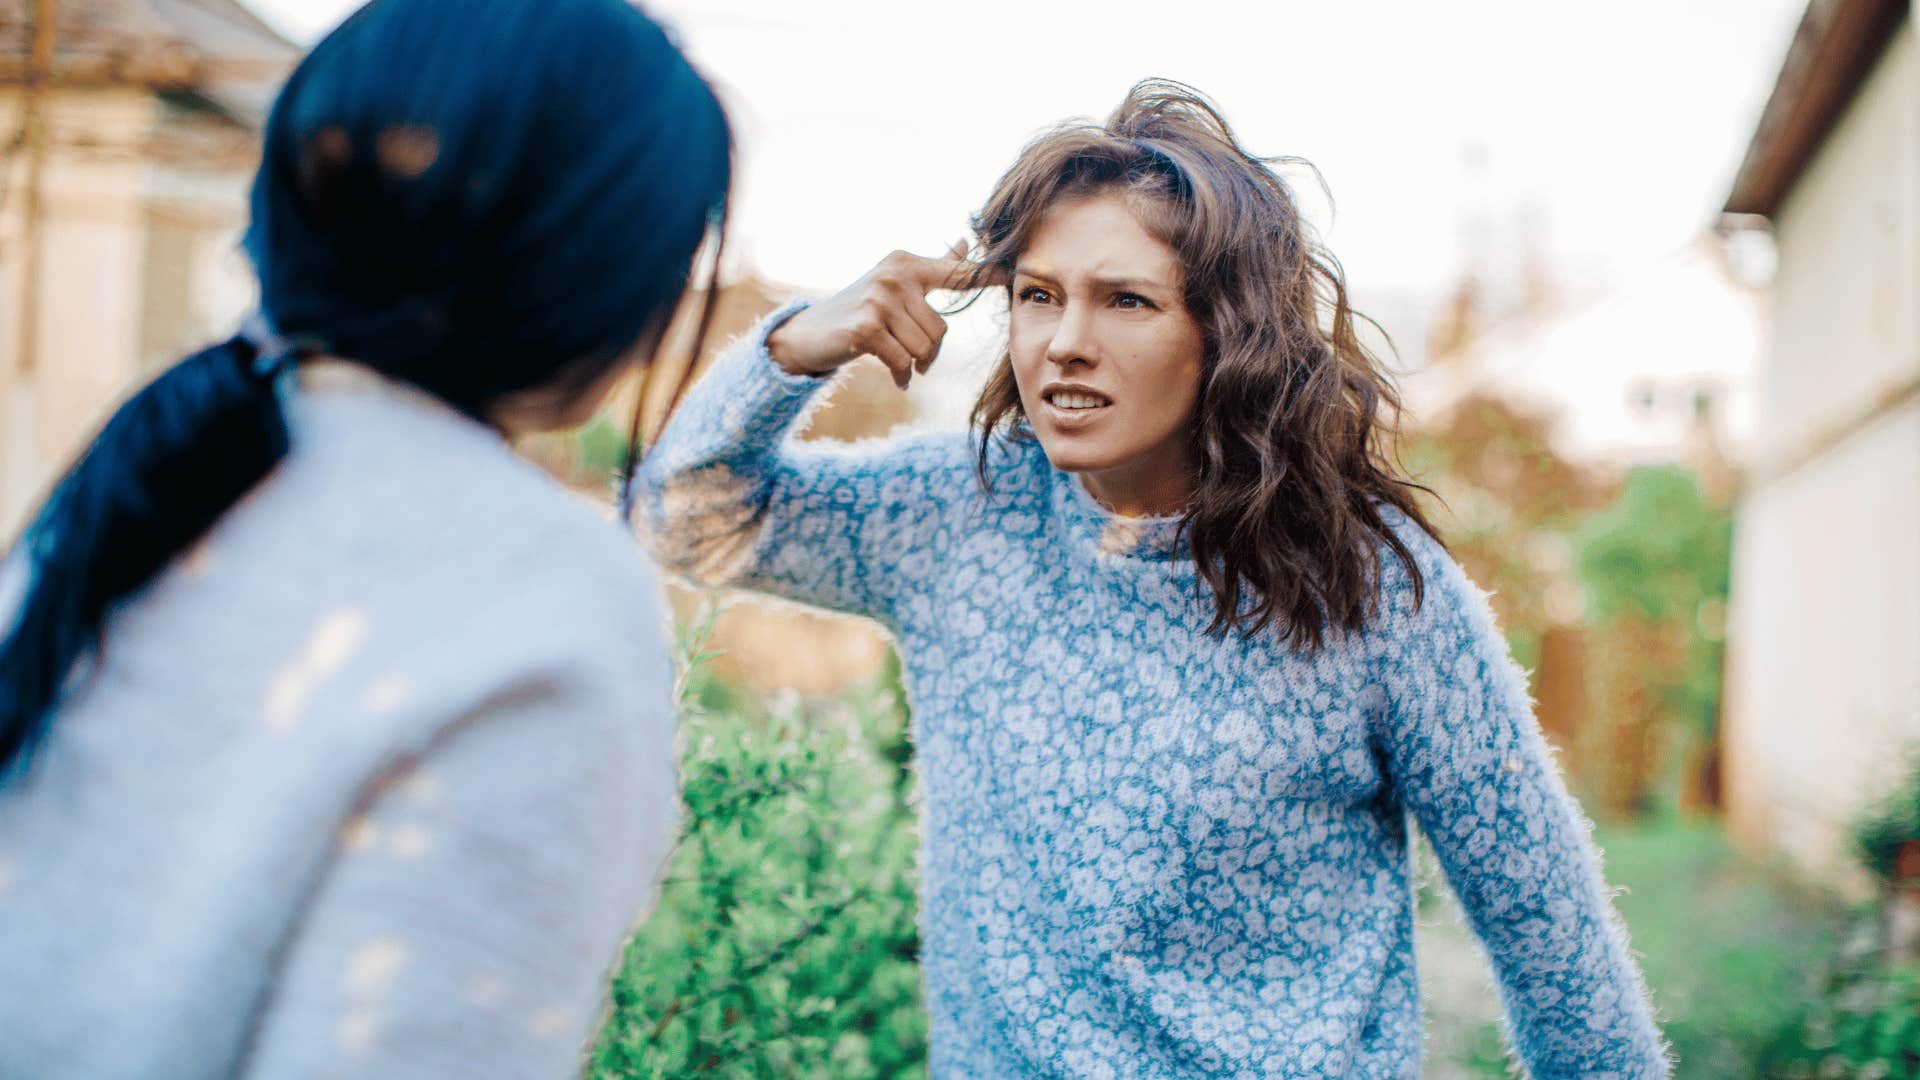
[632,464,765,588]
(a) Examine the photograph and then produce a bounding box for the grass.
[1418,815,1847,1078]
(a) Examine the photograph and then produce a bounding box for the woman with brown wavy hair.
[635,81,1667,1078]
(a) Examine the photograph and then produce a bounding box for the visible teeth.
[1049,391,1109,410]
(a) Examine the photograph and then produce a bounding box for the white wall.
[0,89,254,540]
[1727,405,1920,889]
[1725,17,1920,890]
[1763,19,1920,461]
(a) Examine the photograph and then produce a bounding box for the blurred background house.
[1717,0,1918,894]
[0,0,293,538]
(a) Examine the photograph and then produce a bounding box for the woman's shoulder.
[465,485,671,663]
[1368,501,1481,631]
[1374,501,1449,570]
[256,391,671,675]
[1357,503,1522,689]
[923,427,1052,506]
[324,488,672,760]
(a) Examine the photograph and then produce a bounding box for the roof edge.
[1723,0,1909,217]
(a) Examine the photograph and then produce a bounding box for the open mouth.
[1041,388,1113,413]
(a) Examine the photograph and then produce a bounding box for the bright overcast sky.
[242,0,1805,314]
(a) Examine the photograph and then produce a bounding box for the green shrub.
[1593,819,1841,1077]
[590,608,927,1078]
[575,413,631,483]
[1759,758,1920,1079]
[1758,924,1920,1079]
[1853,757,1920,887]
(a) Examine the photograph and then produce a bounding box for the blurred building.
[0,0,293,540]
[1720,0,1917,890]
[1400,213,1766,805]
[1408,232,1763,482]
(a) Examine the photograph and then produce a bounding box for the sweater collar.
[1051,466,1190,562]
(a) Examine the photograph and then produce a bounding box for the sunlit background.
[1,0,1915,1075]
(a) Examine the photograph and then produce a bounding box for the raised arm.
[1372,523,1670,1078]
[632,247,985,624]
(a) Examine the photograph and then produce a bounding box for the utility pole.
[16,0,59,378]
[4,0,58,537]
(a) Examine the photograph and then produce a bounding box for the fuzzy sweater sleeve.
[1372,521,1671,1079]
[632,302,972,625]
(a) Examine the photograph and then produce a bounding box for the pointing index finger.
[903,239,1005,293]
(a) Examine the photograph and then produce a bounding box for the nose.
[1044,304,1099,369]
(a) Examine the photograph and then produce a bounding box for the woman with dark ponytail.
[0,1,729,1075]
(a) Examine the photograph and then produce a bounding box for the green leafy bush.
[1593,820,1841,1077]
[1853,758,1920,887]
[590,608,927,1078]
[1758,926,1920,1079]
[1758,759,1920,1079]
[1573,465,1733,817]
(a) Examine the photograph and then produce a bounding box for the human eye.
[1016,285,1055,305]
[1114,292,1156,310]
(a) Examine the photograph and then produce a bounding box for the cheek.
[1128,330,1205,412]
[1147,355,1203,400]
[1171,328,1207,404]
[1007,329,1046,397]
[1007,315,1044,363]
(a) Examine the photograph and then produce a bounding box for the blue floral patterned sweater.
[634,305,1669,1079]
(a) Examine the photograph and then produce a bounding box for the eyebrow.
[1012,267,1172,293]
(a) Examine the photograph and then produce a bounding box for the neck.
[300,358,511,441]
[1079,453,1192,518]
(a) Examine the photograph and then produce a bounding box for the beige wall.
[1726,18,1920,892]
[1727,407,1920,890]
[0,88,255,540]
[1763,20,1920,459]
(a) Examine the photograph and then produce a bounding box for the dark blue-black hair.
[0,0,732,774]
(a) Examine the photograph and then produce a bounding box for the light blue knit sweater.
[635,306,1670,1079]
[0,368,678,1078]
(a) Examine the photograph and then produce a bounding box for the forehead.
[1017,192,1182,288]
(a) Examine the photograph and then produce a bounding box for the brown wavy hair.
[962,79,1441,649]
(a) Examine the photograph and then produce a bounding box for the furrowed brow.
[1013,268,1171,293]
[1092,276,1170,292]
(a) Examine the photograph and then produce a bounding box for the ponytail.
[0,0,733,775]
[0,337,292,773]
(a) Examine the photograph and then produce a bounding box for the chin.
[1031,430,1124,474]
